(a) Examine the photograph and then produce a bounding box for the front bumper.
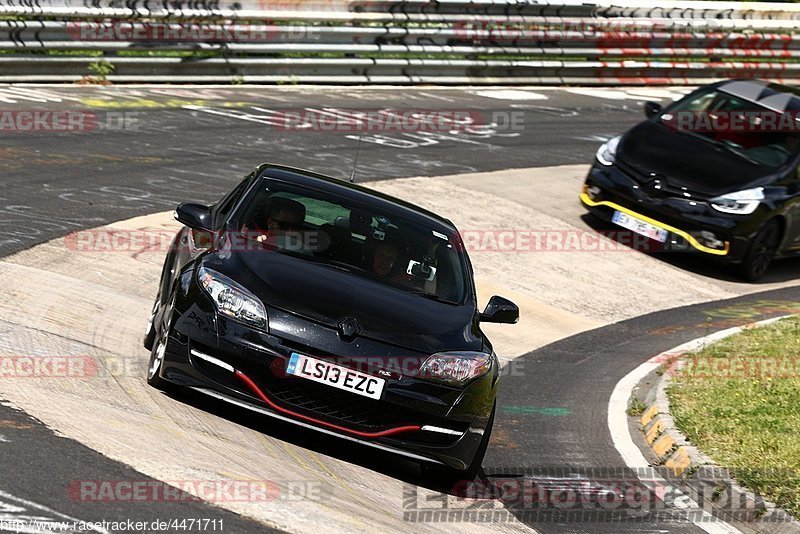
[581,163,760,262]
[155,298,497,471]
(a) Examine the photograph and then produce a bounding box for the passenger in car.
[371,240,401,277]
[368,239,433,292]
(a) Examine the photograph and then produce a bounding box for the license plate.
[286,352,385,400]
[612,210,668,243]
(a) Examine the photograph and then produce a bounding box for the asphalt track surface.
[0,85,671,257]
[0,85,798,534]
[490,287,800,533]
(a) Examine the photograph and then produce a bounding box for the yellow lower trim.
[579,192,730,256]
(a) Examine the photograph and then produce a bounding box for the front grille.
[257,373,466,445]
[256,371,439,432]
[189,340,466,444]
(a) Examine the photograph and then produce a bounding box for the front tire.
[738,220,780,282]
[143,298,159,351]
[422,403,495,490]
[146,294,175,392]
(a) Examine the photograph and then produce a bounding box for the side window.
[212,177,250,229]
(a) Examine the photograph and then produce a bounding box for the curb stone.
[635,316,800,530]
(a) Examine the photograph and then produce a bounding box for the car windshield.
[237,183,468,304]
[657,88,800,168]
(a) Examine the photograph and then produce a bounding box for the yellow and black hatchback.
[582,79,800,280]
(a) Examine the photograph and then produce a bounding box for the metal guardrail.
[1,1,800,84]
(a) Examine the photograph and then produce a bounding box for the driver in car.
[264,198,305,237]
[243,197,307,250]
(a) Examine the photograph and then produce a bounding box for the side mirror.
[174,202,212,231]
[644,101,662,119]
[480,295,519,324]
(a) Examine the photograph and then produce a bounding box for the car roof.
[715,79,800,112]
[255,163,459,234]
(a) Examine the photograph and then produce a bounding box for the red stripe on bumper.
[233,370,421,439]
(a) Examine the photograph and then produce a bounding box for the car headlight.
[198,266,267,329]
[417,351,493,386]
[709,187,764,215]
[596,135,621,166]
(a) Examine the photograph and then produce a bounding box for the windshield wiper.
[407,290,459,305]
[314,260,360,274]
[670,127,761,165]
[715,139,761,165]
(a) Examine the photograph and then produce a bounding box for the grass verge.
[668,316,800,517]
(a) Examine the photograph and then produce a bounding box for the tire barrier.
[2,0,799,84]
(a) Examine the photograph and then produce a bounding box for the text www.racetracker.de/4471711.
[0,518,224,532]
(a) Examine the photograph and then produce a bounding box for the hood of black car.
[208,249,480,354]
[617,121,773,197]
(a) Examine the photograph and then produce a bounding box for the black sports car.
[144,164,518,480]
[581,79,800,280]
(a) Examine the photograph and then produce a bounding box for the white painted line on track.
[573,133,616,142]
[567,88,632,100]
[624,88,693,101]
[0,89,47,102]
[6,87,63,102]
[0,91,18,103]
[418,91,457,102]
[608,316,794,534]
[473,89,548,100]
[566,87,689,102]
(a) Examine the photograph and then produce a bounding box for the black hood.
[207,248,481,354]
[617,121,774,197]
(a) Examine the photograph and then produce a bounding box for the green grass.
[627,394,647,417]
[668,316,800,517]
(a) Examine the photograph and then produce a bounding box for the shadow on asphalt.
[158,387,674,529]
[159,387,498,499]
[580,214,800,284]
